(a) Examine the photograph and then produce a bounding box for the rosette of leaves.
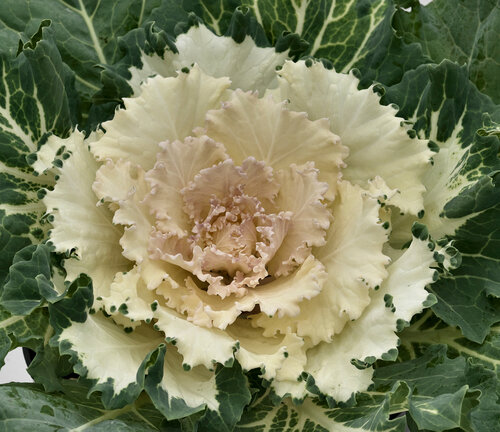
[0,1,498,431]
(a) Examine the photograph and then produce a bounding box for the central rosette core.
[146,135,331,299]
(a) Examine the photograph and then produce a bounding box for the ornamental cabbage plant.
[0,1,498,431]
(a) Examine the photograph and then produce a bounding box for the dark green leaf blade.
[0,0,162,116]
[0,304,48,368]
[399,314,500,432]
[393,0,500,103]
[0,381,177,431]
[0,23,77,288]
[383,60,500,342]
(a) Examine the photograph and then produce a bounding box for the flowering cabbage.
[0,1,498,431]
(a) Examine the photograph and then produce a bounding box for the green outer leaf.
[144,344,207,421]
[239,0,387,72]
[399,313,500,432]
[430,200,500,343]
[400,312,500,383]
[353,1,429,89]
[26,340,76,393]
[383,60,500,342]
[199,362,251,432]
[0,22,76,288]
[393,0,500,103]
[234,385,407,432]
[0,381,177,431]
[87,22,175,129]
[1,244,53,315]
[0,304,48,368]
[0,0,162,111]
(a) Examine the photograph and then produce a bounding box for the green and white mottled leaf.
[0,304,48,368]
[400,311,500,383]
[239,0,388,72]
[57,312,162,410]
[0,0,163,115]
[383,60,500,342]
[234,386,407,432]
[0,381,176,431]
[0,23,76,288]
[375,341,500,432]
[393,0,500,103]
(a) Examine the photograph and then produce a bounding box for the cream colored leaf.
[43,131,130,299]
[274,60,431,214]
[254,181,388,344]
[59,314,162,393]
[91,65,231,171]
[160,344,219,411]
[153,307,237,369]
[268,163,330,276]
[204,90,347,198]
[226,319,305,382]
[304,236,435,402]
[128,25,288,95]
[160,255,325,330]
[94,159,154,264]
[101,267,156,324]
[145,135,228,237]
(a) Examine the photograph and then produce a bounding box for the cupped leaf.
[1,244,62,315]
[56,313,162,410]
[144,344,217,421]
[273,60,431,215]
[91,65,230,170]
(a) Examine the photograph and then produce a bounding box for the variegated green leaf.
[383,60,500,342]
[0,381,177,431]
[0,0,163,115]
[234,386,408,432]
[0,304,48,368]
[0,22,76,288]
[393,0,500,103]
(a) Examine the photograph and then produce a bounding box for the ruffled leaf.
[384,60,500,341]
[129,25,290,95]
[304,233,435,402]
[57,313,163,409]
[92,66,230,171]
[43,131,130,300]
[253,181,389,345]
[274,60,431,214]
[204,89,347,198]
